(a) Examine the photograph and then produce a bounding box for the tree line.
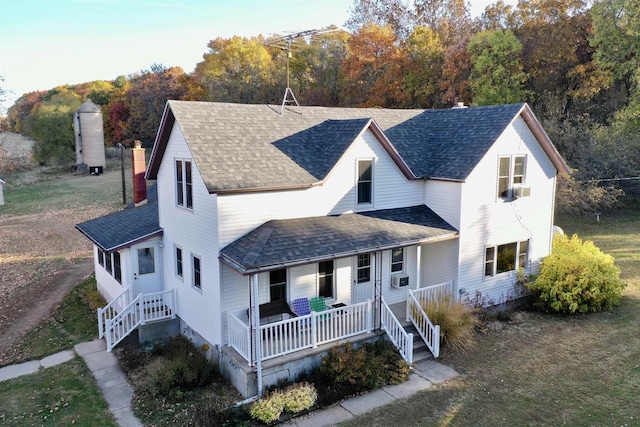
[2,0,639,212]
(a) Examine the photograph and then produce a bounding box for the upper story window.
[318,260,334,299]
[391,248,404,273]
[485,240,529,277]
[176,159,193,209]
[497,155,527,200]
[269,269,287,302]
[357,159,373,205]
[192,255,202,289]
[175,246,183,278]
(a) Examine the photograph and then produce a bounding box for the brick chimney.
[132,140,147,207]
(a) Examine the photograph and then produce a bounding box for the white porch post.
[374,251,382,330]
[416,245,422,289]
[249,273,263,397]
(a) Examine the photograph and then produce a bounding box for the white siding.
[156,124,222,346]
[217,129,423,247]
[424,180,462,230]
[456,116,557,303]
[94,245,132,303]
[420,239,459,289]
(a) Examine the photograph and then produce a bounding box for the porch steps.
[404,324,433,363]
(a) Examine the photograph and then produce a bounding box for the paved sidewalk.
[75,340,143,427]
[283,359,459,426]
[0,339,143,427]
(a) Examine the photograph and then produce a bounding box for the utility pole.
[118,143,126,205]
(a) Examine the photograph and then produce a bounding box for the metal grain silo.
[74,99,106,174]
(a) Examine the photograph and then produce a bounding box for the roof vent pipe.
[452,102,468,109]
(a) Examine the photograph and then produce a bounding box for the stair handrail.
[407,289,440,358]
[105,293,142,351]
[97,288,131,338]
[380,297,413,364]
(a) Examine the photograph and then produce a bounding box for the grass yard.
[1,276,104,367]
[0,357,118,426]
[343,211,640,427]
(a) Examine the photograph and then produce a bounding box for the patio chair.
[292,297,312,329]
[309,296,330,319]
[292,298,311,316]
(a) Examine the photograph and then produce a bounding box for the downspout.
[250,273,263,396]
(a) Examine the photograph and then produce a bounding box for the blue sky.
[0,0,512,112]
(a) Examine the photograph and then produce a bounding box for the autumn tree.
[194,35,273,104]
[405,26,445,107]
[476,0,518,30]
[414,0,472,45]
[346,0,415,39]
[342,24,409,107]
[124,65,190,146]
[467,30,529,105]
[24,89,81,165]
[439,34,472,105]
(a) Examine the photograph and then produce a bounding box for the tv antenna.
[267,27,339,113]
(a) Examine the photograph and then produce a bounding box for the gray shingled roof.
[219,205,458,274]
[75,184,161,252]
[148,101,546,193]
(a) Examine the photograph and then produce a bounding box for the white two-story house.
[77,101,568,397]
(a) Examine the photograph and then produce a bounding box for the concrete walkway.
[0,339,142,427]
[1,340,458,427]
[283,359,459,426]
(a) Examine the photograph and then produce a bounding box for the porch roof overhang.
[219,205,458,275]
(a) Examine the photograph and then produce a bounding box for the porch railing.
[228,312,251,363]
[104,289,176,352]
[406,287,442,358]
[98,288,131,338]
[380,297,413,364]
[228,300,373,365]
[412,281,453,307]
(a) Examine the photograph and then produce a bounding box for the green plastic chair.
[309,296,330,319]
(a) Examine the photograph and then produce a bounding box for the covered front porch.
[223,281,454,397]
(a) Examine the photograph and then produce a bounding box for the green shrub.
[281,382,317,413]
[250,390,285,424]
[308,340,409,405]
[527,234,626,314]
[420,293,477,353]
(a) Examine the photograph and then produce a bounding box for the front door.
[132,243,162,296]
[352,253,373,304]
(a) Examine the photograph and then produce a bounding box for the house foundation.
[219,331,383,398]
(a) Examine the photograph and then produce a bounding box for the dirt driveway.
[0,168,129,364]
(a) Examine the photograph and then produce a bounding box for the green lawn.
[342,211,640,427]
[0,358,118,426]
[1,277,103,368]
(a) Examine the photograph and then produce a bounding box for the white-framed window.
[175,246,183,278]
[98,248,105,267]
[357,159,373,206]
[269,269,287,302]
[391,248,404,273]
[105,252,112,274]
[176,159,193,209]
[192,255,201,289]
[113,252,122,284]
[137,247,155,275]
[497,155,527,200]
[357,253,371,283]
[485,240,529,277]
[318,260,335,299]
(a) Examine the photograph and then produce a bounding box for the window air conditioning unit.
[391,276,409,289]
[514,186,531,198]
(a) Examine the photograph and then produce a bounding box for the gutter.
[219,231,459,275]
